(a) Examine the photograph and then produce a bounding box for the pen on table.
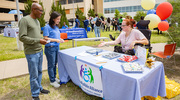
[96,62,107,64]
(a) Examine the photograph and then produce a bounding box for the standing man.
[83,17,89,32]
[19,3,50,100]
[93,14,101,37]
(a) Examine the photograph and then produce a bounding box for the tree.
[167,0,180,47]
[24,0,33,15]
[60,8,69,28]
[134,11,147,22]
[98,13,105,18]
[87,6,95,18]
[75,6,85,28]
[38,1,46,27]
[122,12,128,18]
[49,2,69,28]
[24,0,46,28]
[114,9,120,19]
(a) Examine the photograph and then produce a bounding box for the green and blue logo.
[80,64,94,83]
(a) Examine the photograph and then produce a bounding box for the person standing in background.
[90,17,94,32]
[75,15,80,28]
[83,17,89,32]
[100,16,105,32]
[19,3,50,100]
[106,17,111,31]
[93,14,101,37]
[119,16,123,31]
[43,11,64,88]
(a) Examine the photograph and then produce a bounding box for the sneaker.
[32,96,40,100]
[50,81,60,88]
[40,89,50,94]
[55,78,60,83]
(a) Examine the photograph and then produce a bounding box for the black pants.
[106,27,110,31]
[91,24,94,32]
[114,46,135,55]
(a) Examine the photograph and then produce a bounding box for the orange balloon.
[156,2,173,20]
[158,21,169,31]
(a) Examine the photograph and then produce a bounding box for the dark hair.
[141,16,144,20]
[107,17,110,23]
[49,11,61,29]
[120,16,122,19]
[100,16,104,21]
[123,19,135,28]
[95,14,98,16]
[76,15,79,19]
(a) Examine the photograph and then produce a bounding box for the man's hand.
[40,39,47,45]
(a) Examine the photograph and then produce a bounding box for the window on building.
[155,4,159,9]
[79,8,84,13]
[65,9,70,14]
[104,0,124,2]
[105,4,160,14]
[59,0,66,4]
[92,0,94,5]
[68,0,83,4]
[121,7,125,13]
[111,8,115,13]
[18,0,27,3]
[126,7,130,12]
[0,8,10,13]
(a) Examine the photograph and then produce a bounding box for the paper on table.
[77,52,90,56]
[94,56,108,61]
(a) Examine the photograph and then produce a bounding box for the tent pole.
[15,0,20,22]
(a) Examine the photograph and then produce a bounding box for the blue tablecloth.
[58,46,166,100]
[59,28,87,39]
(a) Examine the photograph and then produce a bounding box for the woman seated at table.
[98,19,149,55]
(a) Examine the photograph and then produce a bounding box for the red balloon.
[156,2,173,20]
[158,21,169,31]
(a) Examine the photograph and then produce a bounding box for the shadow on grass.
[0,87,32,100]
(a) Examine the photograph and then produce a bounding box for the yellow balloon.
[141,0,155,10]
[144,14,161,29]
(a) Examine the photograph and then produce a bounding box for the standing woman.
[43,11,64,88]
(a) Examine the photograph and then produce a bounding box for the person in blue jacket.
[43,11,64,88]
[83,17,89,31]
[61,22,69,29]
[75,15,80,28]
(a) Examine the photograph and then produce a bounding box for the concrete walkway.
[0,43,174,80]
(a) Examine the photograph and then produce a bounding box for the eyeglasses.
[120,25,127,27]
[35,8,44,12]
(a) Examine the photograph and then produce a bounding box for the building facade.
[0,0,103,22]
[103,0,167,18]
[0,0,40,22]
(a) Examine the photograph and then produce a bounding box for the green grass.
[0,30,168,61]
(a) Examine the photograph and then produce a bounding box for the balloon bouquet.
[141,0,173,31]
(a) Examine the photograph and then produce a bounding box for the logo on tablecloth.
[80,64,94,84]
[76,60,103,97]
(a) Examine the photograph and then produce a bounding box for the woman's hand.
[98,41,106,47]
[60,39,64,43]
[56,39,64,43]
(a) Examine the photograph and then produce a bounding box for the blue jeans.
[45,46,59,83]
[94,26,100,37]
[25,51,43,97]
